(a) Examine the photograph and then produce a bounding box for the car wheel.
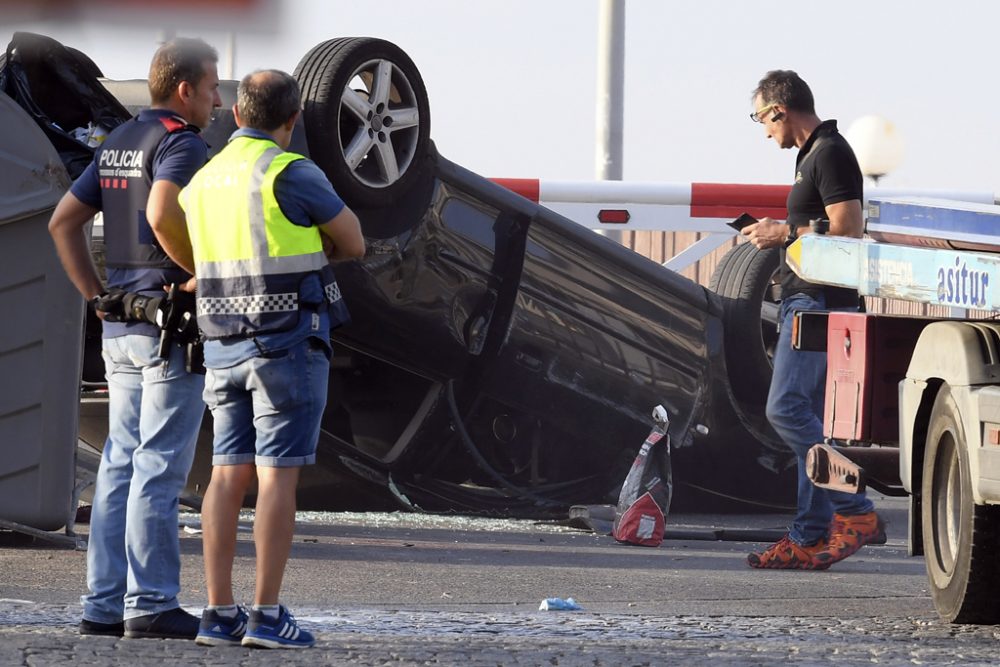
[921,384,1000,623]
[294,37,431,208]
[708,242,781,417]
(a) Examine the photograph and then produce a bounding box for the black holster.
[158,284,204,374]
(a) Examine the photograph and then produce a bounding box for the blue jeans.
[83,335,205,623]
[765,293,874,546]
[204,337,328,467]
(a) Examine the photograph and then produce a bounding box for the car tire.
[708,242,781,416]
[921,384,1000,623]
[294,37,431,208]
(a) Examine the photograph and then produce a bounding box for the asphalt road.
[2,496,999,665]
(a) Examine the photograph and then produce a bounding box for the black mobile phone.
[727,212,757,232]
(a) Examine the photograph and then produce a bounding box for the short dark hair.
[148,37,218,105]
[237,70,301,132]
[752,70,815,114]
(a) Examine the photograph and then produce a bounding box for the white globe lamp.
[845,115,904,185]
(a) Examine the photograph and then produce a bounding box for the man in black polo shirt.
[741,70,883,569]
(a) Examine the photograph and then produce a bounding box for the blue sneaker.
[195,606,249,646]
[241,605,314,649]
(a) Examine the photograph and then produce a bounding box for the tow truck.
[788,197,1000,624]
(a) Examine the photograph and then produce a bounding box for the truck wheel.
[708,242,781,414]
[921,384,1000,623]
[294,37,431,208]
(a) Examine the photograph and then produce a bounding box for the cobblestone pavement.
[2,602,1000,666]
[3,501,1000,665]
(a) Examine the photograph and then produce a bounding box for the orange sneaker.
[813,511,885,567]
[747,535,829,570]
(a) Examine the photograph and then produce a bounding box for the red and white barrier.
[490,178,998,271]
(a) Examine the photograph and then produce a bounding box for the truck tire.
[293,37,431,208]
[921,384,1000,623]
[708,242,781,415]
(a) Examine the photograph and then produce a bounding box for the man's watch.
[786,223,799,242]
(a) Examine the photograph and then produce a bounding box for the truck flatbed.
[866,196,1000,253]
[787,198,1000,311]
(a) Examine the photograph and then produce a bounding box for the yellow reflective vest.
[180,135,347,339]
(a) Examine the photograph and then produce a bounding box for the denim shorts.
[204,337,329,467]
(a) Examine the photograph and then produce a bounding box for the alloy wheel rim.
[339,58,421,188]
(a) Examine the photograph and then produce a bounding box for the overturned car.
[2,33,792,517]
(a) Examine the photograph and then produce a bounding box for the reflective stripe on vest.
[181,136,346,338]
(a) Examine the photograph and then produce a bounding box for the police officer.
[179,69,363,649]
[48,37,221,639]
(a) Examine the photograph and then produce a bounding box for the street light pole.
[224,32,236,80]
[595,0,625,241]
[596,0,625,181]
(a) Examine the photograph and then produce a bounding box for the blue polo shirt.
[201,128,348,369]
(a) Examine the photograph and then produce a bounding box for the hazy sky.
[3,0,997,193]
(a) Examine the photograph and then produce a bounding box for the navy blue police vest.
[97,114,196,269]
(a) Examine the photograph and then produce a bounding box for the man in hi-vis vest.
[179,69,364,649]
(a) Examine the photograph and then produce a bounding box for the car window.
[440,195,500,250]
